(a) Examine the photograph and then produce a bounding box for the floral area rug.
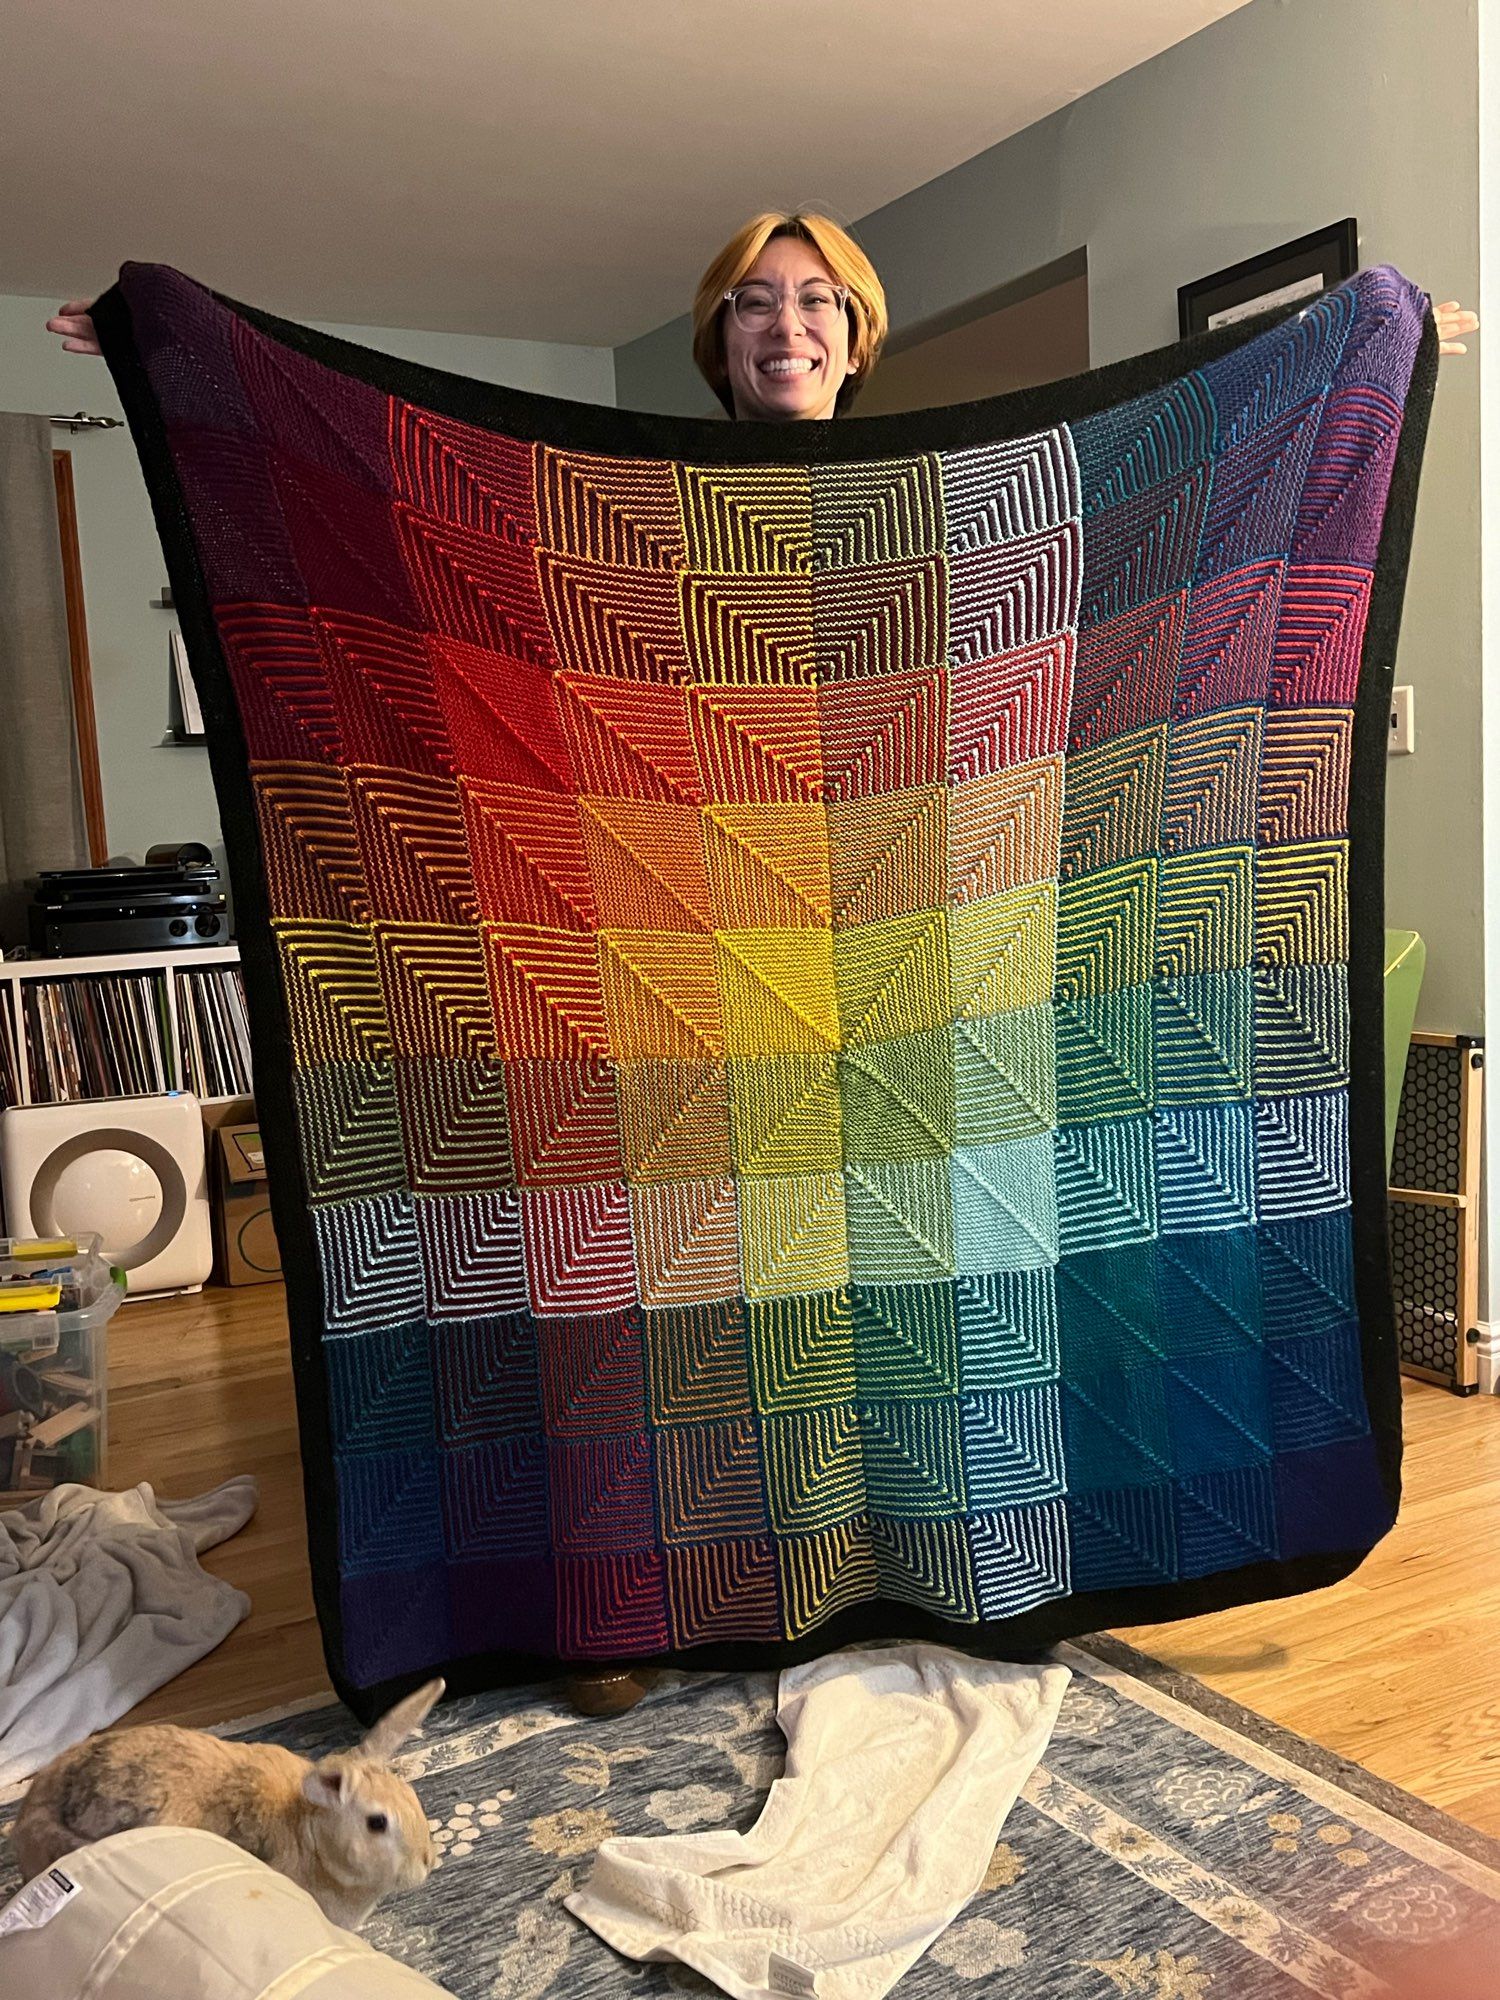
[4,1640,1499,1996]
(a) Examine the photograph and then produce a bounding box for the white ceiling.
[3,1,1251,346]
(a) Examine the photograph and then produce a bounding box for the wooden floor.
[109,1282,1500,1835]
[110,1283,328,1729]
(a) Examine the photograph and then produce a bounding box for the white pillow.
[0,1826,453,1998]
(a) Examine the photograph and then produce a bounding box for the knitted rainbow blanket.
[95,264,1435,1713]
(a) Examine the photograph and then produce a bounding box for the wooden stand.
[1390,1032,1484,1393]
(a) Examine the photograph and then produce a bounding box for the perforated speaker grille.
[1391,1042,1462,1194]
[1389,1198,1461,1378]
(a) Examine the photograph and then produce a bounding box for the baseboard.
[1473,1321,1500,1396]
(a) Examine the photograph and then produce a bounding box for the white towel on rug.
[566,1643,1069,2000]
[0,1478,257,1789]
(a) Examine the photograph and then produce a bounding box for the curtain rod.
[48,412,124,432]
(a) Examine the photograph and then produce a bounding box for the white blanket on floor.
[567,1643,1070,2000]
[0,1478,258,1789]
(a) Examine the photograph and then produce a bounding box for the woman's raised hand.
[46,299,101,356]
[1434,299,1479,356]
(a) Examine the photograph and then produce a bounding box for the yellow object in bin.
[0,1281,62,1313]
[0,1232,122,1491]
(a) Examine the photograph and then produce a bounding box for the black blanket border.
[91,268,1438,1720]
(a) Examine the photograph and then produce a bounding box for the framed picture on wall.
[1177,219,1359,337]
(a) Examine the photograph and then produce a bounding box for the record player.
[27,844,228,957]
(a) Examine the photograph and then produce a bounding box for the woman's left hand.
[1434,299,1479,355]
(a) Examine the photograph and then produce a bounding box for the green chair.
[1383,930,1425,1173]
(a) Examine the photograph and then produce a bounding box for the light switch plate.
[1389,685,1415,754]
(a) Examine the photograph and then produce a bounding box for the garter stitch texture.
[93,263,1436,1713]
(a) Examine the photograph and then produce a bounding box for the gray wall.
[617,0,1484,1035]
[1,292,614,879]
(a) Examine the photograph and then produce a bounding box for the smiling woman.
[691,210,889,421]
[682,211,1479,428]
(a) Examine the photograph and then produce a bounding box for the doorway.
[856,250,1090,415]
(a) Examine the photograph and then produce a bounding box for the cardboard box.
[214,1123,282,1285]
[201,1095,256,1139]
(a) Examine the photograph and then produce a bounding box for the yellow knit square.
[714,928,840,1056]
[949,883,1057,1021]
[703,803,832,929]
[833,910,951,1047]
[738,1171,850,1299]
[728,1052,844,1176]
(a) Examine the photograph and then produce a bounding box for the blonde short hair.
[691,211,888,418]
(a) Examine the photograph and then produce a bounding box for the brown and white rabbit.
[10,1678,444,1932]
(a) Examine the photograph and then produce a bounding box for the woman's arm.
[45,294,1479,365]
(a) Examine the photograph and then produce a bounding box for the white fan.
[1,1093,213,1297]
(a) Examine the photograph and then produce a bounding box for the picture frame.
[1177,219,1359,337]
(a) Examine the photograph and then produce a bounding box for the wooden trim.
[1457,1048,1485,1388]
[51,450,108,864]
[1397,1360,1457,1390]
[1390,1187,1468,1209]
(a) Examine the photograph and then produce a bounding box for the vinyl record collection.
[0,960,253,1108]
[174,962,253,1099]
[0,1005,18,1112]
[14,972,170,1104]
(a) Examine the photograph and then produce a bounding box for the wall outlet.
[1389,684,1415,754]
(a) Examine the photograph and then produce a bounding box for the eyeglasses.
[723,281,851,331]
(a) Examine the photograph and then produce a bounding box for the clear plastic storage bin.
[0,1233,125,1500]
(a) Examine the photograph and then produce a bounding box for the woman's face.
[721,236,854,423]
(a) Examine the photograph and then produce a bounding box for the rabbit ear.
[303,1763,346,1811]
[360,1678,445,1762]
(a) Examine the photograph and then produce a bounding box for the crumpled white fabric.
[0,1477,258,1788]
[566,1643,1069,2000]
